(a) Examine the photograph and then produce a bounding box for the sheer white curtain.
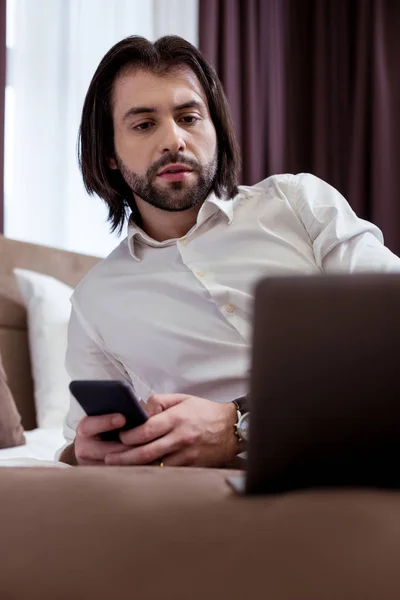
[4,0,199,256]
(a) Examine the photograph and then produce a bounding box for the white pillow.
[13,268,73,428]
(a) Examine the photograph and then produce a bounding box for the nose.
[158,120,186,154]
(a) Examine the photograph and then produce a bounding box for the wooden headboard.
[0,236,100,429]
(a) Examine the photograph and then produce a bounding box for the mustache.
[147,153,200,179]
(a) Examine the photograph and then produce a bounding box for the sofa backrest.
[0,235,100,429]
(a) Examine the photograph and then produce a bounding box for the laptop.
[228,273,400,495]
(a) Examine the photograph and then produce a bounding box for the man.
[59,35,400,467]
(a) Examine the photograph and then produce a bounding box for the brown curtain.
[199,0,400,256]
[0,0,5,234]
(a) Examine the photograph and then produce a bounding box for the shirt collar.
[127,189,234,261]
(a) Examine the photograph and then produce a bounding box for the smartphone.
[69,379,148,442]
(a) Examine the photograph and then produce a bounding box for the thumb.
[146,393,189,417]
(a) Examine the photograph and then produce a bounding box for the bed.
[0,235,99,465]
[0,428,67,464]
[1,240,400,599]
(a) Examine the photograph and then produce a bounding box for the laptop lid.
[245,273,400,495]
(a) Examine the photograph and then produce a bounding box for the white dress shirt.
[62,173,400,446]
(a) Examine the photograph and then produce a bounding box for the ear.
[107,156,118,170]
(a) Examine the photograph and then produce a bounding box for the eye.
[134,122,154,131]
[180,115,199,125]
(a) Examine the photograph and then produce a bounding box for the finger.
[147,393,189,412]
[119,409,174,446]
[161,451,194,467]
[76,439,127,463]
[145,397,164,418]
[77,414,126,438]
[105,432,180,466]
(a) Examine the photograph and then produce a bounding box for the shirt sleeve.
[56,303,130,457]
[290,173,400,273]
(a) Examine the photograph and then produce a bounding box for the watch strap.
[232,394,251,414]
[232,399,249,450]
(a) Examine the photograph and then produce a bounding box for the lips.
[158,164,193,176]
[156,163,194,183]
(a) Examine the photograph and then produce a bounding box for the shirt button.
[197,270,205,277]
[180,238,188,246]
[225,304,234,313]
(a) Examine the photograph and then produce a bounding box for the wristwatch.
[232,395,251,446]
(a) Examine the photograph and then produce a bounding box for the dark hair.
[78,35,241,233]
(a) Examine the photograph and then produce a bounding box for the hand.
[75,413,128,466]
[104,394,240,468]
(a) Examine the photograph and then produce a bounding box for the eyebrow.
[122,100,204,122]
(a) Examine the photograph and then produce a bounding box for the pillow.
[0,351,25,448]
[13,269,73,428]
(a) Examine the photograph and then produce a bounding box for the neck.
[134,195,202,242]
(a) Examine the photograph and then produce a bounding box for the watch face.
[238,413,250,442]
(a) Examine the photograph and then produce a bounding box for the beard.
[115,151,217,213]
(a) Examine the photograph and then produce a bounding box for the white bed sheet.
[0,427,70,467]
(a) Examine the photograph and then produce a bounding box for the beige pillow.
[0,352,25,449]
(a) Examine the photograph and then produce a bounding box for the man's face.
[110,68,218,213]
